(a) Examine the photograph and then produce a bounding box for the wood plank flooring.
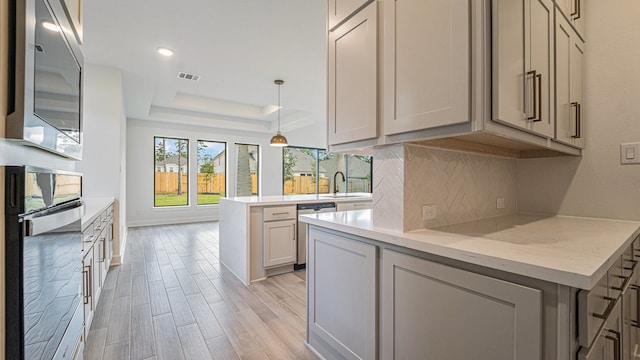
[84,222,317,360]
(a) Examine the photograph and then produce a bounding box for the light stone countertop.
[220,193,372,207]
[81,198,114,231]
[299,210,640,290]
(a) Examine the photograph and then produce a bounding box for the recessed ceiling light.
[42,21,60,32]
[157,47,174,57]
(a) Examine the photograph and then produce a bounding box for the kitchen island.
[218,193,372,285]
[300,210,640,359]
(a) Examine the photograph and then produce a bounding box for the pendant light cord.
[277,82,281,132]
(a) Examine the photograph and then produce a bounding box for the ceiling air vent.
[177,72,200,81]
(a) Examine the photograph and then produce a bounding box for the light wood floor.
[84,222,318,360]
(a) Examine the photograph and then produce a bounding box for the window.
[154,137,189,206]
[236,144,259,196]
[197,140,226,205]
[283,147,372,195]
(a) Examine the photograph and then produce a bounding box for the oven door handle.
[23,203,85,236]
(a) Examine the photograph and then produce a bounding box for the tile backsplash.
[373,143,517,231]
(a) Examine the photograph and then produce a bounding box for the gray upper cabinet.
[328,0,372,31]
[381,248,543,360]
[327,2,377,146]
[492,0,555,138]
[382,0,470,136]
[555,8,585,148]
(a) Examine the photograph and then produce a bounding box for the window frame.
[154,136,190,208]
[196,139,227,206]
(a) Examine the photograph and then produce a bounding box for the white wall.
[76,64,128,261]
[127,119,284,226]
[517,1,640,221]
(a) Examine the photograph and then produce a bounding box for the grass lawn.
[155,193,224,206]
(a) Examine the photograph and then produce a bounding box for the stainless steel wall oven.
[5,166,84,359]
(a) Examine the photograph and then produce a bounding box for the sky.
[156,138,226,160]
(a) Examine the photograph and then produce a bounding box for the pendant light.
[270,79,288,147]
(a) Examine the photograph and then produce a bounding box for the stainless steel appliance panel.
[296,202,337,267]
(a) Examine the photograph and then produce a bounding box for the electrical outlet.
[422,204,437,221]
[496,197,505,209]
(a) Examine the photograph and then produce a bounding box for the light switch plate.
[620,143,640,165]
[496,197,505,209]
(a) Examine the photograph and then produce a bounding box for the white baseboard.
[111,228,127,265]
[127,216,218,228]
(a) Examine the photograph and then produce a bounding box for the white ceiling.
[82,0,327,137]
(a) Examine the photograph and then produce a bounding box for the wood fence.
[284,177,330,194]
[155,173,257,194]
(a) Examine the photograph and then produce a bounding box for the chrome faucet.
[333,171,345,196]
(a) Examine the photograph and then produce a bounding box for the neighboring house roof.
[347,156,372,178]
[212,151,257,172]
[290,150,327,174]
[156,155,188,169]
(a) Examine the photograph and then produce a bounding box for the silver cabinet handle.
[82,265,90,304]
[293,223,296,241]
[526,70,537,120]
[272,212,289,216]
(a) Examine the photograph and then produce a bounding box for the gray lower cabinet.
[307,227,377,360]
[381,249,543,360]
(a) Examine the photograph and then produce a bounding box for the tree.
[155,138,172,172]
[174,139,188,195]
[283,148,296,182]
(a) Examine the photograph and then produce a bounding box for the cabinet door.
[263,219,296,268]
[328,0,371,30]
[383,0,470,136]
[92,237,102,304]
[307,227,377,360]
[82,246,94,340]
[493,0,555,138]
[328,2,377,146]
[381,249,542,360]
[555,10,585,148]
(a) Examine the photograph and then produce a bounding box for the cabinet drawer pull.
[632,284,640,328]
[100,239,106,263]
[605,329,621,360]
[293,223,297,241]
[574,0,581,20]
[82,266,90,304]
[624,259,638,271]
[272,212,289,216]
[611,275,632,292]
[593,296,617,319]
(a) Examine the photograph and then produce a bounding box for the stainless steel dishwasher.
[296,202,336,269]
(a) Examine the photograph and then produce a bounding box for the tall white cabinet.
[382,0,470,136]
[493,0,555,138]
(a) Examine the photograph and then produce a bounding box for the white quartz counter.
[82,198,114,231]
[299,210,640,290]
[220,193,372,207]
